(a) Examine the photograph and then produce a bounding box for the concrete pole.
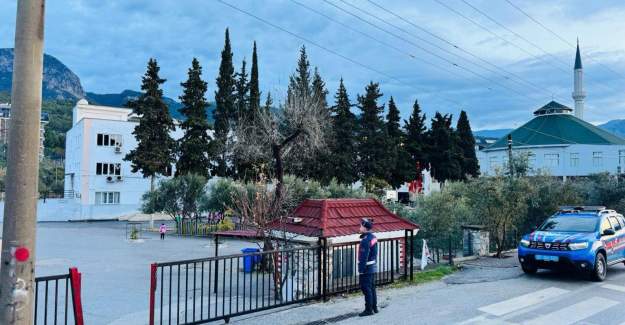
[0,1,46,324]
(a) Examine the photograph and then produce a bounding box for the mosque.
[477,42,625,177]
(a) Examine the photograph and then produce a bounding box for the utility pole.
[0,1,46,324]
[507,134,514,178]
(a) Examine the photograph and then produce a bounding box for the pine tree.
[456,110,480,178]
[357,82,387,181]
[175,58,212,178]
[263,91,273,115]
[385,97,411,188]
[234,59,249,123]
[125,58,176,191]
[287,46,312,103]
[330,78,358,184]
[305,68,332,182]
[404,99,428,180]
[427,112,462,183]
[249,41,261,120]
[213,28,236,177]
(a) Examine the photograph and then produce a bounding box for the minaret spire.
[572,38,585,119]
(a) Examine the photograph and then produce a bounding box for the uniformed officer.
[358,218,378,317]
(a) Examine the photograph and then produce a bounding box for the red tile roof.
[269,198,419,238]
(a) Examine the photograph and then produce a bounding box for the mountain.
[0,48,85,100]
[473,129,513,138]
[598,119,625,138]
[86,90,214,122]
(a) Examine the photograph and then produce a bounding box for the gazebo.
[269,198,419,293]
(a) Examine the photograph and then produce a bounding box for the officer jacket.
[358,232,378,274]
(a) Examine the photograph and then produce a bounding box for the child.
[159,223,167,240]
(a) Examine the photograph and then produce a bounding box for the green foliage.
[42,100,73,159]
[384,97,411,188]
[130,227,140,240]
[201,178,238,213]
[404,100,428,180]
[357,82,387,180]
[176,58,213,178]
[363,177,389,199]
[125,58,176,187]
[218,217,236,231]
[213,28,236,177]
[427,112,462,183]
[38,158,64,195]
[142,174,208,220]
[249,42,261,117]
[456,111,479,178]
[328,79,358,185]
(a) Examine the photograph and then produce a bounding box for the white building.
[0,103,48,160]
[64,99,183,211]
[477,42,625,177]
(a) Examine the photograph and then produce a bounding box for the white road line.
[457,315,519,324]
[478,287,569,317]
[602,283,625,293]
[522,297,619,325]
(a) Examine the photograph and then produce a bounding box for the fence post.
[409,230,414,282]
[391,240,395,283]
[321,238,327,301]
[148,263,157,325]
[214,234,219,294]
[69,267,84,325]
[448,234,453,266]
[316,238,322,300]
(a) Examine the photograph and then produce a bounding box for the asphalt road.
[233,258,625,325]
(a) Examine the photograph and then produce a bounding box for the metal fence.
[149,236,413,324]
[34,267,84,325]
[177,219,254,237]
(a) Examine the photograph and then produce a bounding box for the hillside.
[598,119,625,138]
[0,48,85,100]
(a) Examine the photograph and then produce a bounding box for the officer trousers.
[359,273,377,311]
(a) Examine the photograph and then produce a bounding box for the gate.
[34,267,84,325]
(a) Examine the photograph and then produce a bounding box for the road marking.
[522,297,619,325]
[602,283,625,293]
[478,287,569,317]
[458,315,518,324]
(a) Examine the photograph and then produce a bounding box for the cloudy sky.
[2,0,625,130]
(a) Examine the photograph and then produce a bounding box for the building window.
[544,154,559,167]
[593,152,603,167]
[619,150,625,165]
[95,192,120,205]
[570,153,579,167]
[97,133,122,147]
[163,165,173,177]
[96,162,121,175]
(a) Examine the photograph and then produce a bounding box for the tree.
[301,68,332,182]
[249,41,261,119]
[234,59,250,122]
[456,110,479,178]
[287,46,312,103]
[125,58,176,191]
[329,79,358,185]
[404,99,428,180]
[427,112,462,183]
[142,173,208,221]
[384,97,411,188]
[176,58,212,178]
[213,28,236,177]
[357,82,387,181]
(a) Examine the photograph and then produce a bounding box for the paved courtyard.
[2,221,259,325]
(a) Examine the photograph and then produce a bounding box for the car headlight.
[520,239,530,247]
[568,242,589,250]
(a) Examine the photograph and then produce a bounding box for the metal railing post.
[403,230,408,279]
[321,238,327,301]
[214,235,219,294]
[69,268,84,325]
[148,264,157,325]
[391,240,395,283]
[409,231,414,282]
[448,234,453,266]
[316,239,322,299]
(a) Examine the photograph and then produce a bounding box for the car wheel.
[522,263,537,274]
[591,253,607,282]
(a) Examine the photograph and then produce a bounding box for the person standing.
[358,218,378,316]
[159,223,167,240]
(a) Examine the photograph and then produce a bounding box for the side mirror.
[603,229,616,236]
[531,226,538,231]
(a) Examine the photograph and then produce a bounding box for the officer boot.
[372,306,379,314]
[359,309,374,317]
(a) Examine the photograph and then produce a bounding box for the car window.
[618,216,625,229]
[609,216,622,231]
[539,216,598,232]
[600,217,613,233]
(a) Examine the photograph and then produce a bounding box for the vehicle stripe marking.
[477,287,569,317]
[522,297,619,325]
[602,284,625,293]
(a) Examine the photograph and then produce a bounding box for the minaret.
[572,39,586,120]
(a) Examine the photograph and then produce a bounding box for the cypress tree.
[124,58,176,191]
[330,78,358,184]
[427,112,462,183]
[287,46,312,103]
[357,82,386,181]
[456,110,480,178]
[175,58,212,178]
[213,28,236,177]
[305,68,332,182]
[249,41,261,119]
[385,97,411,188]
[234,59,249,123]
[404,99,428,180]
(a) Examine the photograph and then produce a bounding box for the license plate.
[535,255,559,262]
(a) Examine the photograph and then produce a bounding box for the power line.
[503,0,625,81]
[364,0,564,101]
[323,0,541,104]
[216,0,463,107]
[460,0,618,94]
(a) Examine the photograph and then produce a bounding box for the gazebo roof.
[270,198,419,238]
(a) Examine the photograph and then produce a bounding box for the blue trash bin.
[241,248,260,273]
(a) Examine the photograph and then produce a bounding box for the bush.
[142,173,207,220]
[218,217,236,231]
[201,178,238,213]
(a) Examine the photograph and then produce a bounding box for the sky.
[2,0,625,130]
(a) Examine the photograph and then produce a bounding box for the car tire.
[591,253,607,282]
[522,263,537,275]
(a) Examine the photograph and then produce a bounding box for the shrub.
[218,217,236,231]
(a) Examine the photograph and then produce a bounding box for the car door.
[607,216,622,263]
[600,217,617,262]
[616,215,625,260]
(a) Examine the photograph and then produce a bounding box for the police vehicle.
[518,206,625,281]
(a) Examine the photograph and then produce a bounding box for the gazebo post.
[410,230,414,281]
[403,230,408,279]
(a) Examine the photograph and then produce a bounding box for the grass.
[389,265,457,289]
